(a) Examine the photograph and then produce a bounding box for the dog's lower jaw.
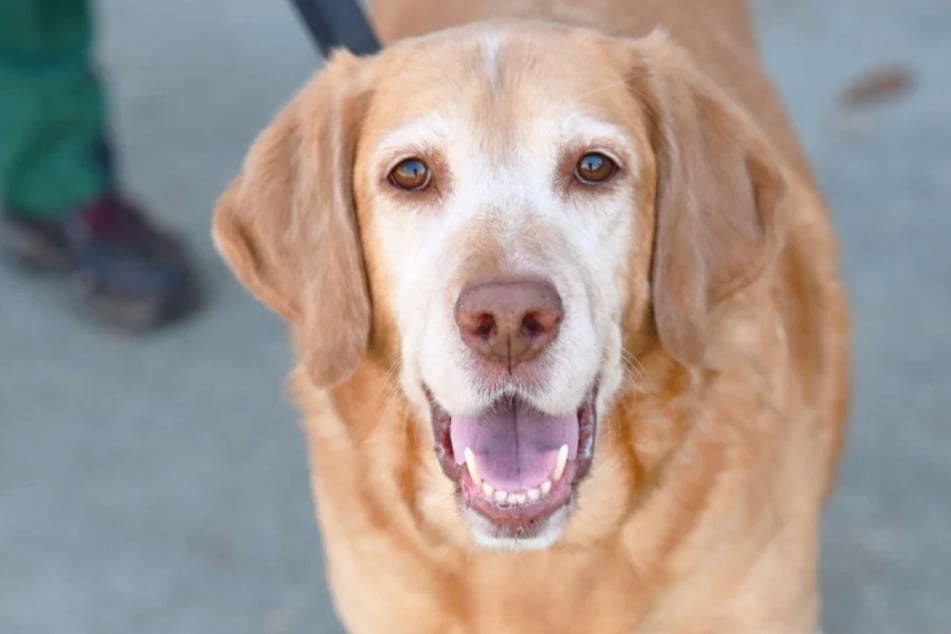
[465,505,571,550]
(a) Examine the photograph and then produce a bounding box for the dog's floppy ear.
[628,32,788,366]
[213,50,375,387]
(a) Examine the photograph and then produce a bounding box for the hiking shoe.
[0,194,202,331]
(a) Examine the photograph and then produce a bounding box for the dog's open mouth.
[427,385,598,539]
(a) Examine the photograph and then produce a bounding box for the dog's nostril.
[523,306,562,339]
[522,313,543,338]
[476,314,495,339]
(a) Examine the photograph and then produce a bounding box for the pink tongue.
[450,397,578,491]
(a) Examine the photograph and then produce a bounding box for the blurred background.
[0,0,948,632]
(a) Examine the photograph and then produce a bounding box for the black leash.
[289,0,381,56]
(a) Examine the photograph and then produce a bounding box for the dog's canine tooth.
[552,444,569,482]
[464,448,482,485]
[482,482,494,497]
[540,480,552,495]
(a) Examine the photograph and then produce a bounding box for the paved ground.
[1,1,948,632]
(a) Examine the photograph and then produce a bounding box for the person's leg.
[0,0,111,218]
[0,0,202,330]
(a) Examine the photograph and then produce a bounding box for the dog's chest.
[341,548,645,634]
[462,555,642,633]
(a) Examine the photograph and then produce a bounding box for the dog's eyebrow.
[555,114,638,168]
[558,115,632,148]
[373,114,451,163]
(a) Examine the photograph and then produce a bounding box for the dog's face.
[214,22,785,550]
[353,27,651,548]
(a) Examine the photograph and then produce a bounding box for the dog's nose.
[455,279,563,368]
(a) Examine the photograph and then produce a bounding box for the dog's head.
[213,22,786,550]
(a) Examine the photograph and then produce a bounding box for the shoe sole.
[69,271,203,332]
[0,219,71,271]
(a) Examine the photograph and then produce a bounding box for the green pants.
[0,0,111,219]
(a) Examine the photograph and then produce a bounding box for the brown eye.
[574,152,617,185]
[388,158,431,191]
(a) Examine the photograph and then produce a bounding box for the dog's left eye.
[388,158,431,191]
[574,152,618,185]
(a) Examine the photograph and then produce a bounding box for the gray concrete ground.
[0,0,948,632]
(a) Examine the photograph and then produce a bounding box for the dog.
[212,0,850,631]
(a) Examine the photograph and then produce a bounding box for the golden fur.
[212,0,850,631]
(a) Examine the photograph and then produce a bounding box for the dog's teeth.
[494,490,508,504]
[552,444,569,482]
[482,482,494,497]
[540,480,552,495]
[526,487,540,502]
[464,448,482,485]
[510,492,527,506]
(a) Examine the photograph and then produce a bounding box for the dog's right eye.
[574,152,618,185]
[388,158,431,191]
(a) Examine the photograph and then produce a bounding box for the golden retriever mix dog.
[212,0,850,631]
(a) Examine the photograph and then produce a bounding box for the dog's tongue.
[450,397,578,491]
